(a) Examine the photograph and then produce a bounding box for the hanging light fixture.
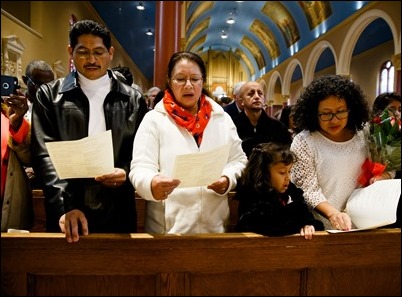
[221,31,228,39]
[146,29,153,36]
[136,2,145,10]
[226,17,235,24]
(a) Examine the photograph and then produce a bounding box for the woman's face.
[169,59,203,114]
[317,95,349,140]
[387,99,401,119]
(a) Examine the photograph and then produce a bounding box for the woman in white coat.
[129,51,247,234]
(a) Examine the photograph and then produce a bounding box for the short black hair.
[69,20,111,50]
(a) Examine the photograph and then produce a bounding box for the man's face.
[23,69,54,102]
[239,82,265,112]
[68,34,114,80]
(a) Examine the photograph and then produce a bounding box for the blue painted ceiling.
[90,1,392,82]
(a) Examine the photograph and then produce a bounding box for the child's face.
[269,162,292,193]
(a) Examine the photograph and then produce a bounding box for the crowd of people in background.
[1,19,400,243]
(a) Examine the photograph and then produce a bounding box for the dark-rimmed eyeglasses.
[25,75,39,88]
[387,106,401,113]
[318,110,349,121]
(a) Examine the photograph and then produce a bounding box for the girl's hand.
[300,225,315,240]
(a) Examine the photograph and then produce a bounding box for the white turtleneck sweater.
[78,72,111,136]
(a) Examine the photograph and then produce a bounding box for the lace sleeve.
[290,132,327,209]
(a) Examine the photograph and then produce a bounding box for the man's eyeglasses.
[25,75,39,88]
[74,48,109,59]
[172,76,203,86]
[318,110,349,121]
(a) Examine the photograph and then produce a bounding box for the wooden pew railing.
[1,229,400,296]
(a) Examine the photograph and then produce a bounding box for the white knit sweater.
[290,129,367,229]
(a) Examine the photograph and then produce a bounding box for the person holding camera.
[1,81,34,232]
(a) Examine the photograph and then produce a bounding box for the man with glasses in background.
[22,60,55,122]
[31,20,147,243]
[20,60,55,189]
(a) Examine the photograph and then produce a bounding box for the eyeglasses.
[318,110,349,121]
[387,106,401,113]
[74,48,109,59]
[172,76,203,86]
[25,75,39,88]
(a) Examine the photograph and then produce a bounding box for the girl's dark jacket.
[31,70,147,232]
[235,182,324,236]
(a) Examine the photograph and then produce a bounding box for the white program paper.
[327,179,401,233]
[45,130,114,179]
[172,144,231,188]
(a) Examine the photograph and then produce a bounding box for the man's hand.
[59,210,89,243]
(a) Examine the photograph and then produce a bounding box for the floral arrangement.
[358,108,401,187]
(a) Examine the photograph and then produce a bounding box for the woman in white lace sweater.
[290,75,393,231]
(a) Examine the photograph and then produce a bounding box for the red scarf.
[163,90,212,146]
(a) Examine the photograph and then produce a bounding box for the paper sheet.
[172,144,231,188]
[326,179,401,233]
[45,130,114,179]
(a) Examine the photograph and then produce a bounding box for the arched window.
[379,60,394,94]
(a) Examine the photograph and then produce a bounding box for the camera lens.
[2,82,10,90]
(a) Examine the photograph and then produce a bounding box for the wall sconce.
[146,29,153,36]
[136,2,145,10]
[226,17,235,24]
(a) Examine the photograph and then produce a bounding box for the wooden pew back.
[1,229,400,296]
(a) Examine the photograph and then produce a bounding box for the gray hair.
[233,81,246,96]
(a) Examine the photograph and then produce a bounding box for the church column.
[154,1,182,89]
[392,53,401,94]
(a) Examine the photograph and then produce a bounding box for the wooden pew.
[1,229,400,296]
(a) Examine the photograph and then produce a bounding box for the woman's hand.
[328,211,352,231]
[151,174,181,200]
[207,175,229,195]
[3,90,29,130]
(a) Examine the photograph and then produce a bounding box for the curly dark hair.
[293,74,369,132]
[239,143,294,194]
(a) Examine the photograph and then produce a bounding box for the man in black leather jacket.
[31,20,147,243]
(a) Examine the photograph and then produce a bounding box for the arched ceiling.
[90,1,387,82]
[185,1,371,79]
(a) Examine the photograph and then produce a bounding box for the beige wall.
[1,1,150,91]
